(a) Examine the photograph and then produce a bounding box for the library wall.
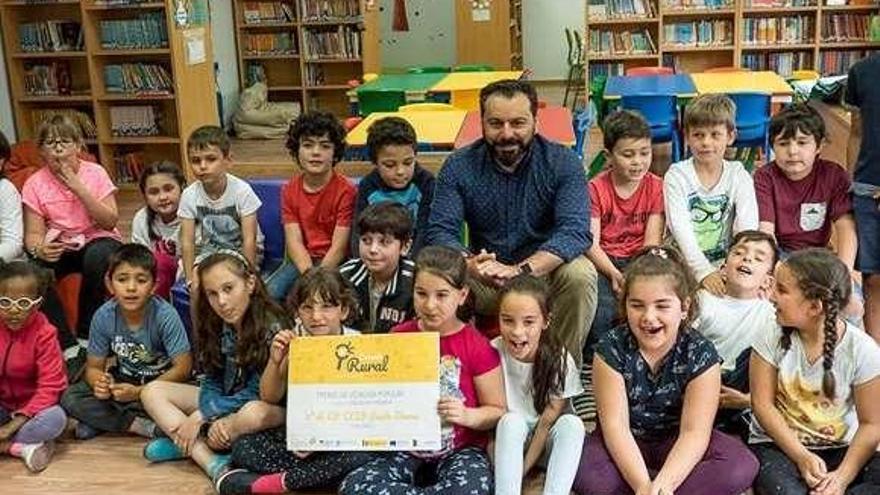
[0,38,15,141]
[378,0,455,69]
[523,0,585,80]
[212,0,239,127]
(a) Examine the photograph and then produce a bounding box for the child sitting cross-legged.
[215,267,381,494]
[61,243,192,440]
[339,201,416,333]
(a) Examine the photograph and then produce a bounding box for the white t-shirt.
[664,158,759,280]
[0,178,23,262]
[177,174,264,260]
[749,321,880,448]
[694,290,776,373]
[491,336,584,425]
[131,206,181,258]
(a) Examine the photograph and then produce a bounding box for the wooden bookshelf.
[585,0,880,82]
[0,0,219,185]
[232,0,379,118]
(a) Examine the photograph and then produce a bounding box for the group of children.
[1,85,880,495]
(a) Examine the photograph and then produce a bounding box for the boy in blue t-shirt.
[61,244,192,440]
[350,116,435,258]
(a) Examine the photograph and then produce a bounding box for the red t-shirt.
[280,172,356,258]
[754,159,852,252]
[589,171,664,258]
[392,320,500,452]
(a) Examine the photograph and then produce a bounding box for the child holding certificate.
[216,267,376,494]
[340,246,506,495]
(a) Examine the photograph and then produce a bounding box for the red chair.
[625,66,674,77]
[56,274,82,334]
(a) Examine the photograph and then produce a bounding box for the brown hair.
[285,266,358,321]
[779,248,849,400]
[683,93,736,132]
[729,229,780,268]
[499,275,566,413]
[195,252,289,375]
[187,125,230,156]
[414,245,473,321]
[37,115,83,146]
[620,246,700,329]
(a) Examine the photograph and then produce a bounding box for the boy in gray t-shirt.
[61,244,192,440]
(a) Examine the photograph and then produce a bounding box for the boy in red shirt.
[265,111,356,301]
[584,109,664,385]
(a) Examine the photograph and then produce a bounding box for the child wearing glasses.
[0,260,68,473]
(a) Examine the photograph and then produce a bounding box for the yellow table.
[690,70,793,103]
[346,110,468,146]
[431,71,524,111]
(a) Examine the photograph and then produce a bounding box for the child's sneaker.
[20,442,55,472]
[214,468,260,495]
[143,437,186,463]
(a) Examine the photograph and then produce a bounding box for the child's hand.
[269,330,296,367]
[38,241,66,263]
[701,271,726,296]
[811,470,846,495]
[206,418,232,451]
[171,412,203,456]
[293,451,312,459]
[93,373,113,400]
[796,450,828,488]
[611,272,625,297]
[110,383,141,403]
[0,415,27,440]
[437,397,470,427]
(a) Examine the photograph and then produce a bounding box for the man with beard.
[426,79,597,367]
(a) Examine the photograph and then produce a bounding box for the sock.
[128,417,157,438]
[252,473,286,493]
[143,437,185,463]
[207,453,231,480]
[8,442,24,457]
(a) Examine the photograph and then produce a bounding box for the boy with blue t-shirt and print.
[61,244,192,440]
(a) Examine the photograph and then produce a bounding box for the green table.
[351,73,449,103]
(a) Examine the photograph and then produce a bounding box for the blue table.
[603,74,697,100]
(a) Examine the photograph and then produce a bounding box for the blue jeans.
[853,192,880,274]
[583,257,630,362]
[264,261,301,302]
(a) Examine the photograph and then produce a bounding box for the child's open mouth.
[642,326,663,335]
[507,339,529,352]
[736,265,753,276]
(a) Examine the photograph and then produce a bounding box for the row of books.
[741,51,813,75]
[114,151,146,184]
[243,33,297,55]
[303,25,360,59]
[661,0,732,10]
[299,0,359,22]
[821,14,878,42]
[23,61,73,96]
[588,28,657,54]
[586,0,656,20]
[100,13,168,50]
[242,2,294,24]
[104,63,173,94]
[663,20,733,46]
[819,49,872,73]
[742,16,814,45]
[110,105,162,137]
[32,109,97,138]
[18,21,83,52]
[588,62,625,79]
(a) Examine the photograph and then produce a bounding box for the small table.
[349,73,449,104]
[603,74,697,100]
[454,106,576,149]
[690,70,793,102]
[431,70,524,111]
[346,110,469,147]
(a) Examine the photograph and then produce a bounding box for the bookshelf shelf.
[2,0,79,5]
[12,51,88,58]
[305,57,361,63]
[587,17,660,25]
[83,2,165,9]
[743,6,818,12]
[19,94,92,102]
[819,41,880,48]
[93,48,171,56]
[741,43,816,50]
[305,84,352,90]
[300,19,361,26]
[588,52,660,60]
[105,136,180,144]
[242,53,299,59]
[821,4,880,10]
[661,45,735,52]
[98,93,175,100]
[240,21,297,28]
[268,85,303,91]
[661,8,736,16]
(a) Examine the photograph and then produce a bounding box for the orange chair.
[56,274,82,334]
[625,66,674,77]
[705,66,750,73]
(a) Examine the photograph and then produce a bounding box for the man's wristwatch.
[519,262,533,275]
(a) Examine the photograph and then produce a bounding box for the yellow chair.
[789,69,820,81]
[362,73,379,82]
[398,103,457,112]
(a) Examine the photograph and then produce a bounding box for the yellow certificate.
[287,333,441,451]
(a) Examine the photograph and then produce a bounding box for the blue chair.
[621,93,681,162]
[572,107,591,163]
[729,92,771,170]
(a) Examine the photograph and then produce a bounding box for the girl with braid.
[750,248,880,494]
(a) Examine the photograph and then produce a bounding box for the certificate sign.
[287,333,441,451]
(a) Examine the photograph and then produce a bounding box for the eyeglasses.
[41,138,77,149]
[0,296,43,312]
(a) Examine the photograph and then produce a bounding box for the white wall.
[0,39,16,142]
[523,0,583,81]
[212,0,239,128]
[378,0,455,70]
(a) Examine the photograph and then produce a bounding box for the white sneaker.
[20,442,55,472]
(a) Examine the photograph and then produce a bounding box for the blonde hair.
[684,93,736,132]
[36,115,82,146]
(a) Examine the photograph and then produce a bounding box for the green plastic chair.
[407,66,451,74]
[453,64,494,72]
[357,89,407,116]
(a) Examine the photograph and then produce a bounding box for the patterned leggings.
[231,426,380,490]
[339,447,493,495]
